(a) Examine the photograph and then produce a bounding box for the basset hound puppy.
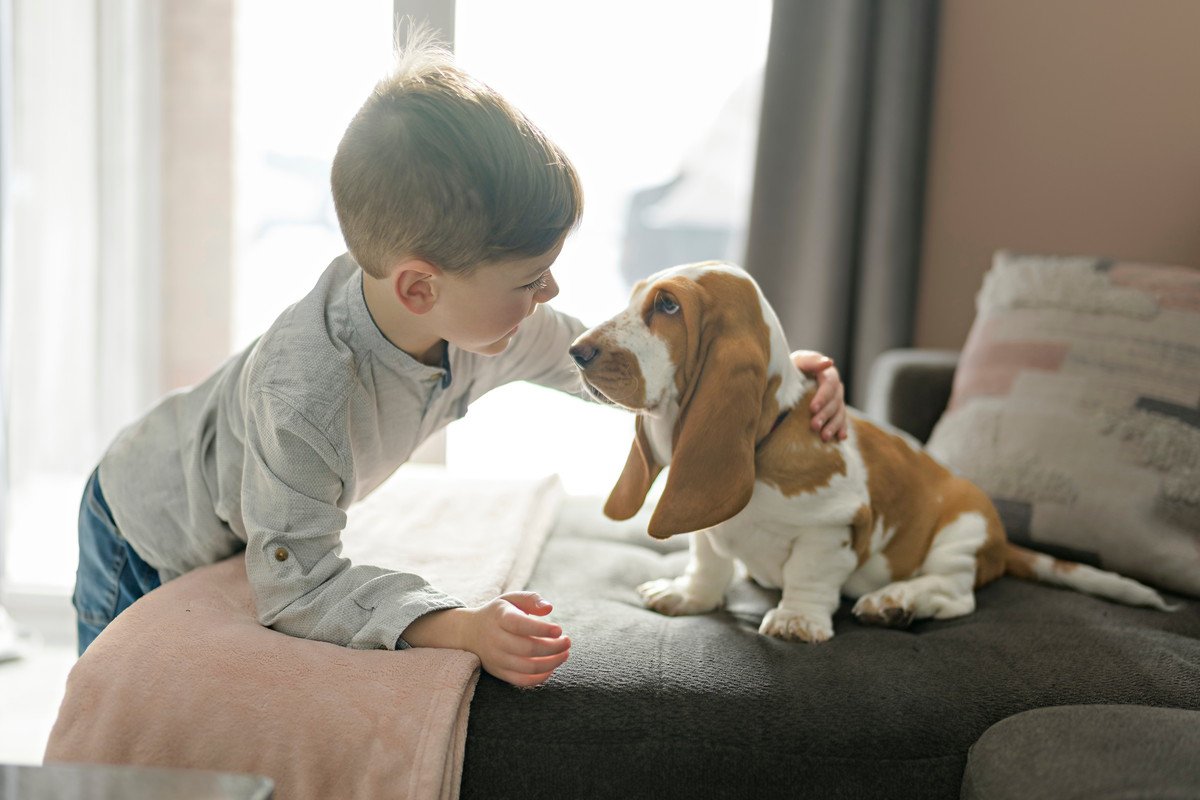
[569,262,1174,643]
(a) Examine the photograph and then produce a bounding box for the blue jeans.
[73,468,161,655]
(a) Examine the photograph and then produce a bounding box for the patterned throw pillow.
[927,251,1200,597]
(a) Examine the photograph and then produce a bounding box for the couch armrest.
[863,349,959,443]
[961,705,1200,800]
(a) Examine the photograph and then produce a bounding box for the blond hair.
[331,27,583,278]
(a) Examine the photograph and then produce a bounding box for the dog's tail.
[1004,543,1178,611]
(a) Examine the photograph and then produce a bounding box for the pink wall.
[916,0,1200,348]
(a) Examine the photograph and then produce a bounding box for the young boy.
[73,35,848,686]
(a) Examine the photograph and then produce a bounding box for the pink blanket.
[45,468,563,800]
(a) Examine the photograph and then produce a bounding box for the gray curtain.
[744,0,939,404]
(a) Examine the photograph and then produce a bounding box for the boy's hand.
[460,592,571,687]
[790,350,848,442]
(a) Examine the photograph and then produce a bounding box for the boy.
[73,34,848,686]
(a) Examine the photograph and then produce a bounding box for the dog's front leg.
[638,530,735,616]
[761,527,858,643]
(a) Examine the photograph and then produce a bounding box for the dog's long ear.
[647,317,769,539]
[604,416,663,521]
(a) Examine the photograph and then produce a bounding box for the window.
[445,1,772,492]
[232,1,773,494]
[233,0,394,351]
[0,1,770,592]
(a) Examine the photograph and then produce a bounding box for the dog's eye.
[655,293,680,315]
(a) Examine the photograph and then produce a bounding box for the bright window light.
[233,0,394,351]
[448,1,771,493]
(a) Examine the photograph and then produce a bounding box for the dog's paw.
[637,578,722,616]
[759,608,834,643]
[852,590,916,628]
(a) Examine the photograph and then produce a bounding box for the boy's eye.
[522,272,551,292]
[654,292,680,315]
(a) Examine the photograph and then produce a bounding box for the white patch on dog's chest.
[708,474,867,590]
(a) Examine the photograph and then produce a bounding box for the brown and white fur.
[569,262,1174,643]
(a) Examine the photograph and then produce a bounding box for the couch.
[459,348,1200,800]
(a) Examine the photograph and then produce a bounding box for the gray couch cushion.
[962,705,1200,800]
[460,499,1200,800]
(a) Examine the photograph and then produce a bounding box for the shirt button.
[274,547,289,562]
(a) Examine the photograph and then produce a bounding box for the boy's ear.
[392,260,440,315]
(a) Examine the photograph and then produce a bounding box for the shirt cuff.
[391,596,467,650]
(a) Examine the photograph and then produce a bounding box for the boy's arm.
[498,303,593,400]
[241,389,465,650]
[403,591,570,687]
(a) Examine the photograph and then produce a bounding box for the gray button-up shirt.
[99,253,588,650]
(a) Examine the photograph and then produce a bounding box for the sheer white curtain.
[2,0,163,593]
[1,0,12,634]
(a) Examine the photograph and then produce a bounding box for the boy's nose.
[569,343,598,367]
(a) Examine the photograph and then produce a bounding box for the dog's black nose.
[570,343,599,367]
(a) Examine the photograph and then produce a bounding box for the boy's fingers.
[813,387,848,441]
[811,394,838,428]
[790,348,830,362]
[500,649,570,676]
[819,391,842,416]
[791,350,835,375]
[506,633,571,658]
[500,609,563,639]
[500,591,553,616]
[821,408,848,441]
[809,367,842,409]
[497,669,557,688]
[810,384,833,414]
